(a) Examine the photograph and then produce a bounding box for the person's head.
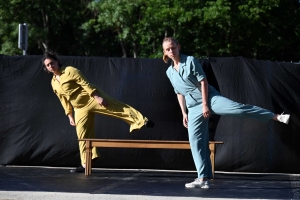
[42,51,61,74]
[162,37,180,63]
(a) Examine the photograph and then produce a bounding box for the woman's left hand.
[67,113,76,126]
[202,105,211,119]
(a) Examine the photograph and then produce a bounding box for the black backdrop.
[0,55,299,173]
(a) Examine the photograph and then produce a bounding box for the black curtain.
[0,55,299,173]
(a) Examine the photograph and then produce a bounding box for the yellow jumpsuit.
[51,66,148,165]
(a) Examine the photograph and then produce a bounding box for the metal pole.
[18,23,28,55]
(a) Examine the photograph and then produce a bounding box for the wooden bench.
[78,139,223,177]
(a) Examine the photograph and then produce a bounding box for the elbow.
[200,78,208,86]
[177,93,183,98]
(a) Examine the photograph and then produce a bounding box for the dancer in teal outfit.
[162,37,290,189]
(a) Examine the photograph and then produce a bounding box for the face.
[44,58,60,74]
[163,41,180,60]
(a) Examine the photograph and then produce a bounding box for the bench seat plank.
[78,139,223,177]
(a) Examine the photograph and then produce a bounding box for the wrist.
[92,91,100,98]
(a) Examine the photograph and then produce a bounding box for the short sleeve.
[174,88,179,94]
[191,57,206,82]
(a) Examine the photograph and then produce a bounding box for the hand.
[183,113,188,128]
[95,96,108,107]
[68,114,76,126]
[202,105,211,119]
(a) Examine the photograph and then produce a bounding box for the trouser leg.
[92,89,148,132]
[188,106,213,179]
[75,109,99,166]
[210,95,275,122]
[73,89,148,165]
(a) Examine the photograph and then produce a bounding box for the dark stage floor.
[0,165,299,200]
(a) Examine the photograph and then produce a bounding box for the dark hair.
[162,37,179,63]
[42,51,61,73]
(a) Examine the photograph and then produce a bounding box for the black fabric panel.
[0,55,78,166]
[1,55,300,173]
[210,57,300,173]
[0,55,194,169]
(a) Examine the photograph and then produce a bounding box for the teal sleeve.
[191,57,206,82]
[166,68,179,94]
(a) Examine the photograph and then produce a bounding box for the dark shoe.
[92,157,100,165]
[145,120,155,128]
[70,165,85,173]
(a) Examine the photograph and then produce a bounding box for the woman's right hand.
[94,96,109,107]
[183,113,188,128]
[202,104,211,119]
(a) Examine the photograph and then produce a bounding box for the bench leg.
[85,140,92,176]
[209,143,216,179]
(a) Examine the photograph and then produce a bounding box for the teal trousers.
[188,95,275,178]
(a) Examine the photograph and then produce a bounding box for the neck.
[53,68,61,76]
[54,72,60,77]
[172,55,180,66]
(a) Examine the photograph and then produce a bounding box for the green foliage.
[0,0,299,61]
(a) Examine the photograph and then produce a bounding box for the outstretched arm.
[67,67,108,107]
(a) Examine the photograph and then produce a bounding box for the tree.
[0,0,299,60]
[86,0,143,57]
[0,0,93,55]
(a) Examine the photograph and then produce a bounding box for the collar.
[177,54,187,76]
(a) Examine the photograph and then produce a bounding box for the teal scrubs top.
[166,54,219,108]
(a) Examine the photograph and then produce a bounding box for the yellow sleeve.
[66,67,97,96]
[58,94,73,115]
[52,84,73,115]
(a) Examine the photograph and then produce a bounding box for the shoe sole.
[70,167,85,173]
[185,185,209,189]
[70,170,85,173]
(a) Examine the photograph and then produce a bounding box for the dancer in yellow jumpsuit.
[42,52,154,173]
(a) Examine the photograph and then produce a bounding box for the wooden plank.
[78,139,223,148]
[90,140,190,149]
[78,139,223,177]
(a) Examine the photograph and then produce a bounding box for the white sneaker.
[277,112,290,124]
[185,179,209,189]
